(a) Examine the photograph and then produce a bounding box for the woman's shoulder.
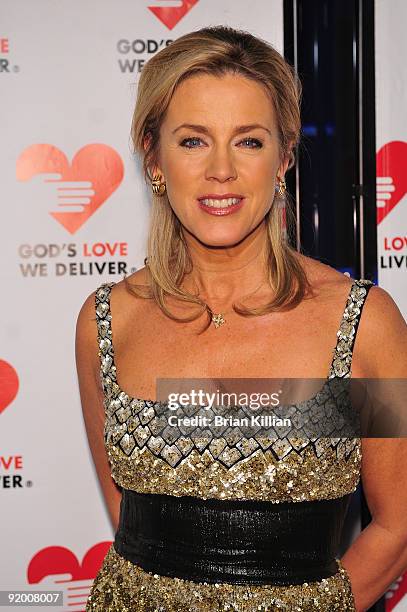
[296,251,404,329]
[348,279,407,377]
[294,251,354,297]
[296,253,407,376]
[76,268,150,336]
[299,254,406,373]
[91,267,150,307]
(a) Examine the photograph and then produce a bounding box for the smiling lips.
[197,194,245,215]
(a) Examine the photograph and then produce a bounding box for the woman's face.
[152,73,289,248]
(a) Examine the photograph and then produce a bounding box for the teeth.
[200,197,242,208]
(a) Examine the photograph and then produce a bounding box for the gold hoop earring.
[275,177,286,197]
[151,173,166,196]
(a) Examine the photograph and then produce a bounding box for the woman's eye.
[180,137,203,148]
[240,137,263,148]
[179,137,263,149]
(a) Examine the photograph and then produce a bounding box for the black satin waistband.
[114,490,351,586]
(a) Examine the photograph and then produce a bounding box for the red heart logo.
[376,140,407,225]
[16,144,124,234]
[148,0,199,30]
[0,360,19,414]
[27,542,112,583]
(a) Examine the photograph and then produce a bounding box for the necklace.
[211,312,226,329]
[208,280,266,329]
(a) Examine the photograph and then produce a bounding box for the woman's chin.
[194,231,251,249]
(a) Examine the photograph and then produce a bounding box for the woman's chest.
[97,282,365,504]
[113,309,342,400]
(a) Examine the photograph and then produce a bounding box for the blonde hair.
[125,24,311,334]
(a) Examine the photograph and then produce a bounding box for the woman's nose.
[205,148,238,182]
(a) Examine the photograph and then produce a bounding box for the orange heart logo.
[0,359,19,414]
[376,141,407,225]
[16,144,124,234]
[148,0,199,30]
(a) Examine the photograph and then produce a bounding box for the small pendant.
[212,313,226,329]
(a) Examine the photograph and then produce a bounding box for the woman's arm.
[75,290,122,532]
[342,439,407,611]
[340,286,407,611]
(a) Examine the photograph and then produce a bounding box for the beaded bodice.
[95,279,374,503]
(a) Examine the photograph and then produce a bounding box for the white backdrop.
[0,2,284,610]
[376,0,407,322]
[376,2,407,610]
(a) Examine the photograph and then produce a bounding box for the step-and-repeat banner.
[376,1,407,610]
[376,0,407,323]
[0,2,284,609]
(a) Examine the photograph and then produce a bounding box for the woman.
[75,25,407,611]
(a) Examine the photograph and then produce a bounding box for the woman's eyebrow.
[172,123,272,136]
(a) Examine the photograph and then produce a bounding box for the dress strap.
[328,278,375,379]
[95,282,117,396]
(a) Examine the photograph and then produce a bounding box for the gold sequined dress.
[86,278,374,611]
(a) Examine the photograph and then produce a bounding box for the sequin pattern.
[86,543,356,611]
[328,279,373,379]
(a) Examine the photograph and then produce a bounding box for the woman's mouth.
[197,197,245,215]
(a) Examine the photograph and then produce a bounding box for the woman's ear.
[148,164,164,180]
[277,158,290,180]
[143,133,164,180]
[278,144,295,177]
[143,133,152,152]
[284,140,297,173]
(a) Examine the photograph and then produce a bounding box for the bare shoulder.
[295,251,353,299]
[113,267,150,295]
[75,285,99,344]
[296,251,407,375]
[106,267,155,344]
[352,282,407,377]
[297,253,407,378]
[74,270,150,385]
[109,267,151,314]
